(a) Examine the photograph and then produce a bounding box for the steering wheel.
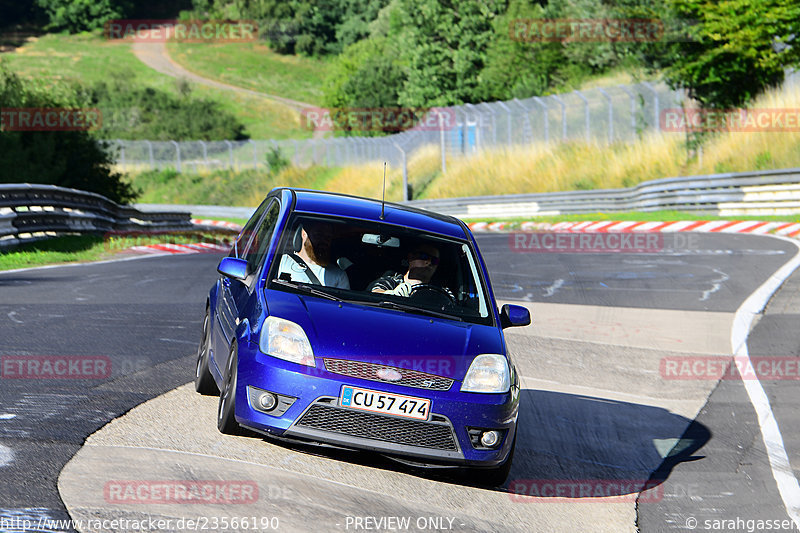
[409,283,456,307]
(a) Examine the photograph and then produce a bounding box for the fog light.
[258,392,277,411]
[480,430,500,448]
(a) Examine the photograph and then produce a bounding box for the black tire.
[217,343,240,435]
[195,308,219,395]
[472,432,516,487]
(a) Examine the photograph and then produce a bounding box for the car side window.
[244,201,280,273]
[232,198,271,258]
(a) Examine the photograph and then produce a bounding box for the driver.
[368,243,440,296]
[277,221,350,289]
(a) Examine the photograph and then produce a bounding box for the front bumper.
[234,341,519,466]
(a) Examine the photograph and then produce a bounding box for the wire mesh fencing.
[111,70,800,200]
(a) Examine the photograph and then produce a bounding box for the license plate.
[339,385,430,421]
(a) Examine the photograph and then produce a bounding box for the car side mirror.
[499,304,531,329]
[217,257,248,281]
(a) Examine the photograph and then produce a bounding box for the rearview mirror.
[217,257,248,281]
[499,304,531,329]
[362,233,400,247]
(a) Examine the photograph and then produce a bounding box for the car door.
[214,198,281,372]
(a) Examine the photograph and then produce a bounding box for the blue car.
[195,188,530,485]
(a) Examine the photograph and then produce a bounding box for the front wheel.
[217,343,240,435]
[195,308,218,395]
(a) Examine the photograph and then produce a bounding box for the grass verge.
[166,40,330,106]
[0,33,308,139]
[0,232,229,271]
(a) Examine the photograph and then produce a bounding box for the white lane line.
[0,444,13,467]
[732,235,800,527]
[0,414,16,420]
[7,312,23,324]
[543,279,564,297]
[700,268,730,302]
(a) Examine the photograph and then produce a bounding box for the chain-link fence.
[112,70,800,199]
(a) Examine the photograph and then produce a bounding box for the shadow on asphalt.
[227,388,710,498]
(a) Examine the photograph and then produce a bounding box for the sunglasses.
[411,251,440,265]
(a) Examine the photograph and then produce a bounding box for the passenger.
[368,243,440,296]
[277,221,350,289]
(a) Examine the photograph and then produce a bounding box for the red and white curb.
[191,218,243,231]
[467,220,800,237]
[129,242,230,255]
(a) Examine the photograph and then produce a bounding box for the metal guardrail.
[407,168,800,219]
[0,184,203,247]
[6,167,797,248]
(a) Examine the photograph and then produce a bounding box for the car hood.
[265,289,505,380]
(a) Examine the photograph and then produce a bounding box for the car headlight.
[259,316,315,367]
[460,354,510,393]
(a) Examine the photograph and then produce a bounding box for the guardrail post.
[118,141,126,172]
[641,81,660,130]
[145,140,154,169]
[437,111,447,174]
[532,97,549,143]
[393,142,408,202]
[573,90,590,142]
[170,140,181,173]
[597,88,613,143]
[201,141,208,170]
[250,140,258,169]
[496,101,512,145]
[551,95,567,140]
[224,140,233,169]
[618,85,637,138]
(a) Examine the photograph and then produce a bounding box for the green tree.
[35,0,132,33]
[323,36,406,135]
[664,0,800,108]
[395,0,505,107]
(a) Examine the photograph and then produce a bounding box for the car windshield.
[266,213,492,325]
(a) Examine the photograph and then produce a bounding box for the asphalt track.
[1,232,799,532]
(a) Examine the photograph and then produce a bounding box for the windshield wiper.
[362,299,463,321]
[271,278,342,302]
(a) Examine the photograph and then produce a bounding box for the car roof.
[278,188,470,240]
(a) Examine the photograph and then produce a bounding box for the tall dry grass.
[322,82,800,200]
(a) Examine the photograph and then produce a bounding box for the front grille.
[295,403,458,451]
[323,358,453,391]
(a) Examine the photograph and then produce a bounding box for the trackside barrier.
[407,167,800,219]
[0,183,232,248]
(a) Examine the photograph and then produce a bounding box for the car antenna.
[380,161,386,220]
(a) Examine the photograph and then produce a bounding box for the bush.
[35,0,132,33]
[83,72,248,141]
[265,147,290,173]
